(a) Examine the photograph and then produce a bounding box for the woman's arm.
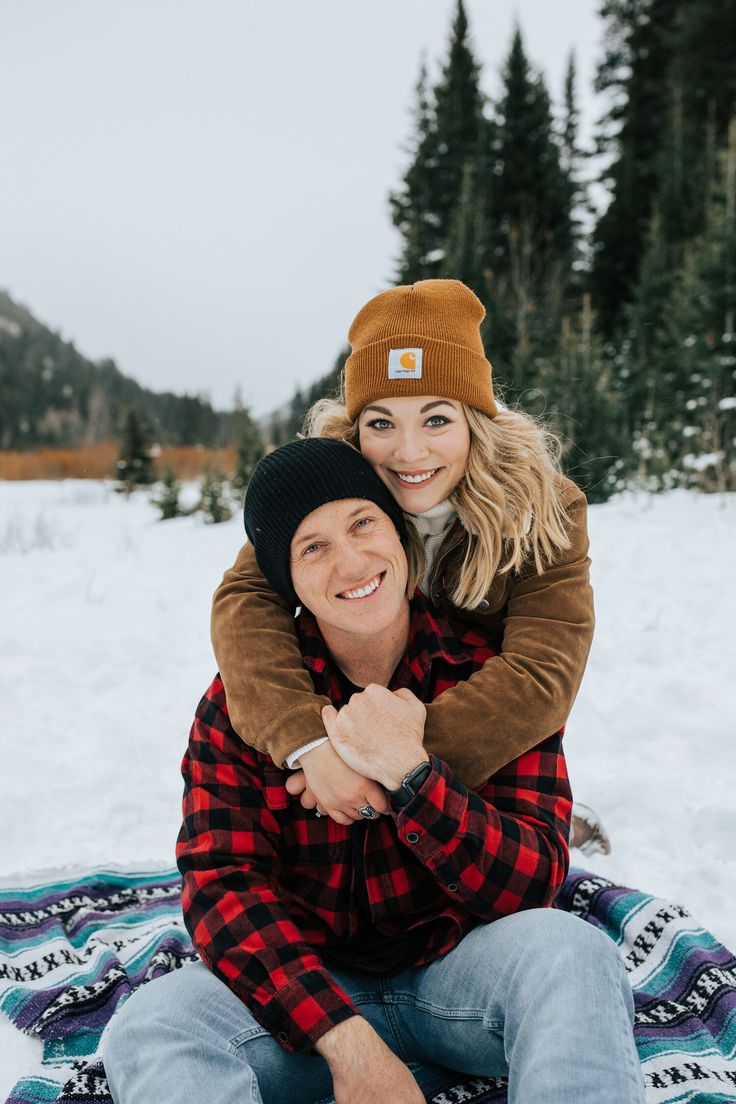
[213,485,593,794]
[211,540,331,766]
[423,485,594,789]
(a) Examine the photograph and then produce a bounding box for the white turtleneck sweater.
[407,499,458,596]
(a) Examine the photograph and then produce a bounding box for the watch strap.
[388,760,432,808]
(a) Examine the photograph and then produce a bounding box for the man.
[104,439,643,1104]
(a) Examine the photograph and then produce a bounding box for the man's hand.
[316,1017,425,1104]
[285,741,389,825]
[323,686,428,792]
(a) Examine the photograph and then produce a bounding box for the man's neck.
[318,602,411,688]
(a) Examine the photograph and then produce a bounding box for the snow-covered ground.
[1,480,735,1093]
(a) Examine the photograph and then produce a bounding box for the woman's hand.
[285,741,389,825]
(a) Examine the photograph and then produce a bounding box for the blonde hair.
[303,390,571,610]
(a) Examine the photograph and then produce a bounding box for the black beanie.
[243,438,407,605]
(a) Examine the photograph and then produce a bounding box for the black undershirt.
[320,673,423,976]
[322,821,422,977]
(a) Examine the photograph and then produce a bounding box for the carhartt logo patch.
[388,348,423,379]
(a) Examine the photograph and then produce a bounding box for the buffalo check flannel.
[177,592,572,1053]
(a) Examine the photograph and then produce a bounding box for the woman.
[212,279,604,849]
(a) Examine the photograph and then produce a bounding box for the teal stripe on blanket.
[1,867,735,1104]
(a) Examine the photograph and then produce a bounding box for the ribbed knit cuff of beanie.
[344,279,498,421]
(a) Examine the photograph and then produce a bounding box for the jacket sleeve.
[391,735,571,918]
[423,486,595,789]
[176,679,359,1053]
[210,540,330,767]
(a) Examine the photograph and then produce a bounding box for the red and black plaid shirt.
[177,593,572,1054]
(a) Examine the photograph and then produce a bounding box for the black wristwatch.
[387,759,432,808]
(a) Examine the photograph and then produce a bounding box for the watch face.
[404,762,431,794]
[390,761,431,806]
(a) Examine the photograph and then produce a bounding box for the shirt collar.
[297,590,488,691]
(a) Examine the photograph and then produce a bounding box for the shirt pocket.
[262,766,291,810]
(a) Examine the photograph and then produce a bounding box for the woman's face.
[358,395,471,514]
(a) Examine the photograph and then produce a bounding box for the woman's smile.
[391,468,441,485]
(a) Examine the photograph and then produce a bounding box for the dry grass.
[157,446,237,480]
[0,443,238,481]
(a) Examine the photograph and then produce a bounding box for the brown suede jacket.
[210,475,594,789]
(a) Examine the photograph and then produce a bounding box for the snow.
[1,480,735,1092]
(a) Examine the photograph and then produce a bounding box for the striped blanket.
[1,867,735,1104]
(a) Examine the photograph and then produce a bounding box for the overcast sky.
[2,1,606,417]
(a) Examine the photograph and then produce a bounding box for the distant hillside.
[0,289,238,450]
[265,347,348,446]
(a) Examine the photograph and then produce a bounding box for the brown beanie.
[344,279,498,421]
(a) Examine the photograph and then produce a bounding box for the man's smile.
[336,571,386,600]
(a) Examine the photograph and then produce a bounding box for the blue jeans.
[103,909,644,1104]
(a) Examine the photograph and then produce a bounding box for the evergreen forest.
[2,0,735,501]
[273,0,736,501]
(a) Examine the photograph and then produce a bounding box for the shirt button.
[278,1031,289,1042]
[406,832,420,844]
[477,598,490,611]
[447,883,459,892]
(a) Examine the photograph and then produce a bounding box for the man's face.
[290,499,408,638]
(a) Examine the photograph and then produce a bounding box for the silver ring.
[315,808,325,818]
[358,804,377,820]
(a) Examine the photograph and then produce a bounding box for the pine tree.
[389,60,436,283]
[151,468,183,520]
[430,0,484,260]
[267,411,286,448]
[591,0,736,335]
[588,0,736,486]
[523,301,622,501]
[657,119,736,490]
[230,395,264,492]
[674,0,736,241]
[618,206,675,470]
[591,0,674,334]
[560,52,589,285]
[491,29,572,271]
[390,1,484,281]
[441,155,490,299]
[116,408,156,494]
[484,28,573,396]
[560,53,581,184]
[199,466,233,524]
[547,296,627,502]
